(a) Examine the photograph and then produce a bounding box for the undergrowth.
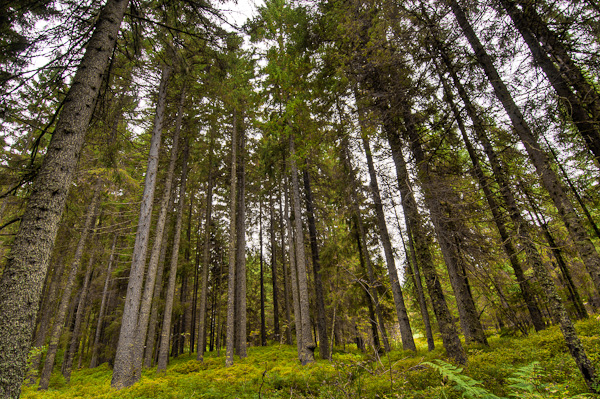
[21,317,600,398]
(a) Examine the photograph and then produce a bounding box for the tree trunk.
[285,177,303,359]
[361,134,416,351]
[500,0,600,167]
[144,192,175,368]
[226,110,239,367]
[279,187,293,345]
[448,0,599,389]
[289,134,316,365]
[448,0,600,300]
[270,192,281,342]
[111,62,171,389]
[157,140,190,372]
[130,84,185,382]
[386,127,467,364]
[302,165,330,359]
[235,125,247,358]
[0,1,128,396]
[339,135,390,352]
[197,129,215,361]
[90,235,118,368]
[260,200,267,346]
[39,182,102,390]
[437,67,546,332]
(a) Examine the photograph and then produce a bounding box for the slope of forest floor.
[21,317,600,399]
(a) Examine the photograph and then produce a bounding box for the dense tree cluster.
[0,0,599,397]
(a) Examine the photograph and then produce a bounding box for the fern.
[424,360,504,399]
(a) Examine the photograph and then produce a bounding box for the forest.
[1,0,600,397]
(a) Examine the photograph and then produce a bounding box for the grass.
[21,316,600,398]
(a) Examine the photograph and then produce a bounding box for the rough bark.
[448,0,600,299]
[285,177,303,359]
[39,182,102,390]
[0,1,128,396]
[90,235,118,368]
[289,134,316,364]
[111,62,171,389]
[361,134,416,351]
[302,166,329,359]
[279,187,293,345]
[157,140,190,372]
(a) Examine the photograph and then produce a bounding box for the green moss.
[20,317,600,398]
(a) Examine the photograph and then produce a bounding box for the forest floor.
[21,316,600,398]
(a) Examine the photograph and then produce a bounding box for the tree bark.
[157,140,190,372]
[39,182,102,390]
[279,186,293,345]
[0,1,128,396]
[289,134,316,365]
[285,177,303,359]
[260,199,267,346]
[302,165,329,359]
[111,62,171,389]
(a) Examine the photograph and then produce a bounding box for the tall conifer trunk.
[289,134,316,364]
[269,192,281,342]
[111,62,171,388]
[302,166,329,359]
[0,1,129,396]
[157,140,190,372]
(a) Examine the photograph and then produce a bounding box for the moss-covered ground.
[21,316,600,398]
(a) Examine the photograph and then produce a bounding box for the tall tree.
[0,1,129,396]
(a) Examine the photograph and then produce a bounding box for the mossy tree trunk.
[0,1,128,396]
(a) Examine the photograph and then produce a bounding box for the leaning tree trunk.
[39,182,103,390]
[157,140,190,372]
[289,134,316,365]
[386,126,467,364]
[339,134,390,352]
[448,0,599,390]
[131,85,185,382]
[0,1,128,396]
[302,165,330,360]
[437,67,546,332]
[447,0,600,301]
[90,235,118,368]
[197,129,215,361]
[361,134,416,351]
[111,62,171,389]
